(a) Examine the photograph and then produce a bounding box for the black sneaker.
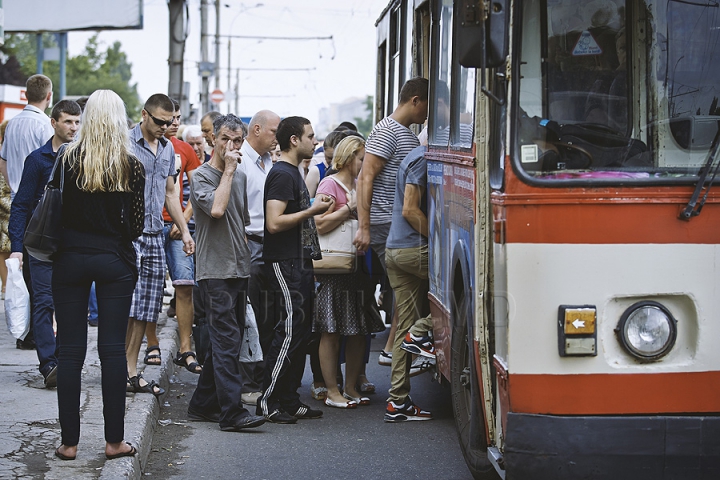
[384,397,432,423]
[220,414,266,431]
[43,365,58,389]
[16,338,36,350]
[264,409,298,424]
[187,408,220,423]
[288,403,323,419]
[400,333,436,358]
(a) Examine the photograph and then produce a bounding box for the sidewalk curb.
[99,315,179,480]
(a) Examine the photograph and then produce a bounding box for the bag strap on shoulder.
[49,144,67,191]
[329,175,352,194]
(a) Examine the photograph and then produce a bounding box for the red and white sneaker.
[400,333,436,358]
[384,397,432,422]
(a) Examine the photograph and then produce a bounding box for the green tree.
[354,95,374,138]
[2,33,141,120]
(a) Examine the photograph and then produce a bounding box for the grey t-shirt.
[190,163,251,280]
[386,146,428,249]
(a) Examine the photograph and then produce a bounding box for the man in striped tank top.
[353,77,429,366]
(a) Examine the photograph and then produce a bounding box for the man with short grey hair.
[187,114,265,431]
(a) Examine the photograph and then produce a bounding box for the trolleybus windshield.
[516,0,720,182]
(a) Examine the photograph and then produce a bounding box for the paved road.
[145,329,474,479]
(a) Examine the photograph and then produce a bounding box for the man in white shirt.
[0,74,54,350]
[0,75,54,198]
[236,109,280,406]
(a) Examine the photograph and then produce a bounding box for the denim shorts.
[163,223,195,286]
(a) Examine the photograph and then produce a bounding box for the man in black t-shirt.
[257,116,332,423]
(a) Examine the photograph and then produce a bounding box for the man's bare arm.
[265,196,332,234]
[401,183,427,237]
[353,152,386,252]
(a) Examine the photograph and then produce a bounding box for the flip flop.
[144,345,161,365]
[105,442,137,460]
[54,447,76,461]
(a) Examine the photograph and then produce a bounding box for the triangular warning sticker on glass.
[572,30,603,56]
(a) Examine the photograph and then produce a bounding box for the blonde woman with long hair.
[313,136,384,408]
[53,90,145,461]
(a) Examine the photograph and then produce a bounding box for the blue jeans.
[28,256,56,374]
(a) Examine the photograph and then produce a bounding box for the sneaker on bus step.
[409,356,435,377]
[384,397,432,422]
[400,333,436,358]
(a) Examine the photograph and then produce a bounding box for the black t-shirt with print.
[262,161,321,262]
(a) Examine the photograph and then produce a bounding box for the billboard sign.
[4,0,142,33]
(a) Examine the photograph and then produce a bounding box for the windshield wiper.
[679,125,720,221]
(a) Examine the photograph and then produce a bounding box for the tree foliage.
[354,95,374,138]
[1,33,141,120]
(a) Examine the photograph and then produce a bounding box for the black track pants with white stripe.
[259,258,314,415]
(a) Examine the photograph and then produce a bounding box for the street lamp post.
[226,3,263,114]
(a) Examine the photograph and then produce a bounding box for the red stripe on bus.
[497,202,720,244]
[508,371,720,414]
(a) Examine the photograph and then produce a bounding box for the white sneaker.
[409,356,435,377]
[241,391,262,405]
[378,350,392,366]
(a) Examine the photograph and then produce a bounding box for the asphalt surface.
[0,295,473,479]
[144,329,474,480]
[0,292,179,480]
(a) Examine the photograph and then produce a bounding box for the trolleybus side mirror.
[457,0,509,69]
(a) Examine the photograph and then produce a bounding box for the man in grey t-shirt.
[187,114,265,431]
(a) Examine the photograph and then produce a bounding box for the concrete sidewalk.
[0,299,179,479]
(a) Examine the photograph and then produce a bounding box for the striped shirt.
[364,116,420,225]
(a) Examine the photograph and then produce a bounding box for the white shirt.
[0,105,54,195]
[237,140,273,236]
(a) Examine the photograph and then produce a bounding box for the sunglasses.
[145,110,173,127]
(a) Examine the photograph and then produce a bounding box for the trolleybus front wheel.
[450,292,499,480]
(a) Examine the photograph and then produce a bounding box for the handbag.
[23,146,66,262]
[312,176,358,274]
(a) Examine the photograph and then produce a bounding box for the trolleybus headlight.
[616,301,677,361]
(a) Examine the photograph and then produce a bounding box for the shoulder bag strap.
[48,145,67,191]
[329,175,352,195]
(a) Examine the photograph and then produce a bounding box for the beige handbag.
[312,176,357,274]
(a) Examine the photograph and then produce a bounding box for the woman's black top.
[58,151,145,276]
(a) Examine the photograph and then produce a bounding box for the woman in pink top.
[313,136,384,408]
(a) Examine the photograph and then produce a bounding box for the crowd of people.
[0,74,436,458]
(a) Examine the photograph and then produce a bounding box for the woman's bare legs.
[343,335,366,399]
[319,332,344,403]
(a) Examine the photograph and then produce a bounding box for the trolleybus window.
[429,0,475,149]
[516,0,720,182]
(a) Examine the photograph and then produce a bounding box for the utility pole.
[214,0,221,91]
[200,0,210,115]
[168,0,186,109]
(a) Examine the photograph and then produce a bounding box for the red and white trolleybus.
[375,0,720,478]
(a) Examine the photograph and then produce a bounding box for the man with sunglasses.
[126,94,195,397]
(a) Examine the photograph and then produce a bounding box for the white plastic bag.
[4,258,30,340]
[240,299,263,363]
